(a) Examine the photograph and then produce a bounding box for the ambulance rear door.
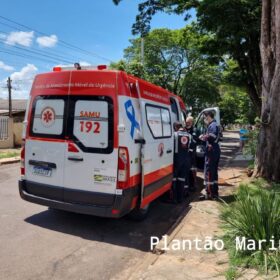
[24,72,70,196]
[62,71,118,207]
[137,87,174,207]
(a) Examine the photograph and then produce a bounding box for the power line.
[0,28,85,63]
[0,48,64,64]
[0,40,73,64]
[0,15,113,63]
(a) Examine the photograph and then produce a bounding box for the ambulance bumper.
[19,180,137,218]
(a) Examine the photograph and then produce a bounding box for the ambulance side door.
[139,101,174,207]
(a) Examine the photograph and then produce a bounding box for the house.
[0,99,27,148]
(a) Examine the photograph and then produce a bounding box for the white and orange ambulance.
[19,65,219,219]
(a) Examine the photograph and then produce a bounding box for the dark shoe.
[200,193,213,200]
[212,194,220,201]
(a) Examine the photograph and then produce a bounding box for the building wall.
[13,122,23,146]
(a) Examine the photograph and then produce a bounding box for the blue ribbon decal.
[124,100,140,139]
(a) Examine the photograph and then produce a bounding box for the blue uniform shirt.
[205,120,220,147]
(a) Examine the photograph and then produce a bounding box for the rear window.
[29,95,114,154]
[30,96,66,138]
[69,96,113,154]
[73,100,109,149]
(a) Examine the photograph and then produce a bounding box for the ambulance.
[19,65,220,219]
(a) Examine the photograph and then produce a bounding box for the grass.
[225,266,241,280]
[0,151,20,159]
[220,179,280,278]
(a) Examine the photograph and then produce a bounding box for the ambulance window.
[170,98,179,121]
[31,98,65,136]
[146,106,162,138]
[73,100,109,149]
[146,105,171,138]
[161,108,171,137]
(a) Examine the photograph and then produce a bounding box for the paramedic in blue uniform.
[199,111,220,199]
[172,121,191,203]
[185,116,198,192]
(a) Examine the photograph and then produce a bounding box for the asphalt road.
[0,131,240,280]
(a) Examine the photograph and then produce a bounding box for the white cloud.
[0,61,14,71]
[36,34,58,48]
[80,61,91,66]
[5,31,34,47]
[0,64,38,99]
[11,64,38,81]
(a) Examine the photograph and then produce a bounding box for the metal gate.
[0,116,9,140]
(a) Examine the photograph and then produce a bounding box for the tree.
[218,60,257,126]
[113,0,262,115]
[255,1,280,182]
[218,85,256,126]
[110,26,222,113]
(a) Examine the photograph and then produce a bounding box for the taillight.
[20,139,25,176]
[117,147,130,189]
[68,142,79,153]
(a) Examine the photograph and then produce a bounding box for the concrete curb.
[0,157,20,166]
[153,205,192,254]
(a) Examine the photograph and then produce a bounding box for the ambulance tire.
[128,203,150,221]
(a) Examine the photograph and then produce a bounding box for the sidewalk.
[114,132,258,280]
[0,148,21,165]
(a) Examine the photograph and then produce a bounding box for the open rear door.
[135,82,174,208]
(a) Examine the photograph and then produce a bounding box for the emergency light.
[52,64,107,71]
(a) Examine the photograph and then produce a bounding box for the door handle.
[166,149,172,154]
[135,138,146,144]
[29,160,56,169]
[68,156,84,162]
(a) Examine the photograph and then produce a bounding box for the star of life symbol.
[181,136,188,145]
[41,107,55,127]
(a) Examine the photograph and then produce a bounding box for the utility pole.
[7,77,12,117]
[140,37,144,66]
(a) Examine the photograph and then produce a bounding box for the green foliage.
[224,266,241,280]
[113,0,262,113]
[111,26,222,114]
[0,151,20,159]
[221,181,280,275]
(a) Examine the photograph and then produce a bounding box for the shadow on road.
[25,197,192,252]
[24,131,240,252]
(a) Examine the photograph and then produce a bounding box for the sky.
[0,0,192,99]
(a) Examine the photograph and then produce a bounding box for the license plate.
[32,166,52,177]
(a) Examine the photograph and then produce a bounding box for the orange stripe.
[141,182,172,208]
[130,196,138,209]
[144,164,173,186]
[128,174,141,188]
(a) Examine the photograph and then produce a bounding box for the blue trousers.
[173,159,189,203]
[204,145,220,197]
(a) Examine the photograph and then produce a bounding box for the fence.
[0,116,9,140]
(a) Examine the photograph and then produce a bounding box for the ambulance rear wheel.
[128,203,150,221]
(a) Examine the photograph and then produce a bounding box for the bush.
[221,181,280,276]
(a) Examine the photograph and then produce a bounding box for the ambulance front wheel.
[128,203,150,221]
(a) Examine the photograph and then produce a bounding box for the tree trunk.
[255,0,280,181]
